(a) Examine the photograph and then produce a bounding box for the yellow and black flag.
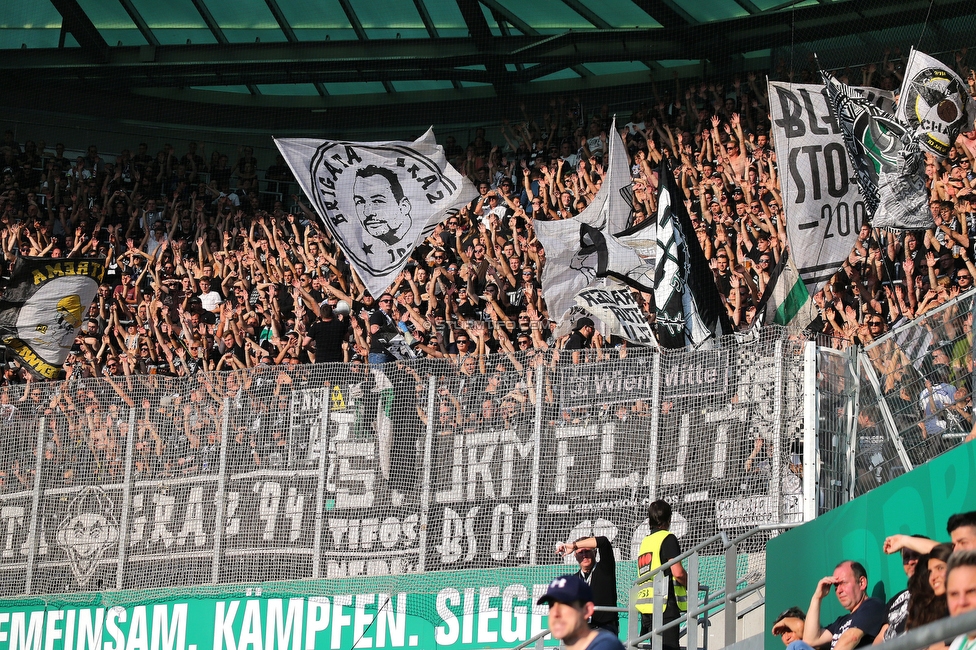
[0,257,104,378]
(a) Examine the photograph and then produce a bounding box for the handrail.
[510,629,549,650]
[728,521,802,547]
[630,532,730,588]
[880,609,976,650]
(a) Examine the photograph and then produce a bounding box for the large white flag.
[897,49,976,159]
[577,117,636,235]
[275,129,476,297]
[534,219,650,321]
[768,81,894,293]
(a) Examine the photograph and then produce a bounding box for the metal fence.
[0,326,809,607]
[855,291,974,497]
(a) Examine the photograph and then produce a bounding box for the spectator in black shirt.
[306,304,349,364]
[565,317,595,364]
[557,535,619,636]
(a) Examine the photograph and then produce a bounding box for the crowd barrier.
[0,327,807,604]
[2,309,969,647]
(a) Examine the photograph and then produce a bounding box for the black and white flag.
[654,162,729,349]
[897,49,976,159]
[768,81,894,293]
[0,257,103,378]
[822,70,930,231]
[534,220,652,321]
[275,129,476,297]
[573,282,656,346]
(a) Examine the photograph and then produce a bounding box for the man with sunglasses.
[368,293,399,365]
[556,535,619,636]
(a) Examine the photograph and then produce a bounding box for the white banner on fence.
[573,282,656,345]
[768,81,894,293]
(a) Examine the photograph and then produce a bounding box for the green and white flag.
[756,249,817,329]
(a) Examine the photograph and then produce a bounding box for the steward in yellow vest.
[636,500,688,650]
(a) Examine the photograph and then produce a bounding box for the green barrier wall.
[0,555,755,650]
[765,441,976,650]
[0,564,640,650]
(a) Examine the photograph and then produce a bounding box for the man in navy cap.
[537,574,625,649]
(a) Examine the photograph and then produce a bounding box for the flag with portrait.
[0,257,104,379]
[275,129,477,297]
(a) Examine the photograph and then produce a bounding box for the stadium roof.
[1,0,975,133]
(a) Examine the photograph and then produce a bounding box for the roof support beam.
[455,0,506,89]
[263,0,327,95]
[118,0,159,47]
[630,0,694,30]
[188,0,262,94]
[335,0,392,93]
[413,0,462,89]
[188,0,228,44]
[264,0,297,41]
[560,0,613,29]
[50,0,109,60]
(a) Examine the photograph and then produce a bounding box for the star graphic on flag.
[361,243,373,255]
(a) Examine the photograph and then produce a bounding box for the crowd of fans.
[771,511,976,650]
[0,50,974,389]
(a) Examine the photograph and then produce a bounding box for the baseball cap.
[575,317,595,331]
[536,574,593,606]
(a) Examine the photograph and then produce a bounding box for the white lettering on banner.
[462,588,475,645]
[596,424,642,491]
[435,430,534,504]
[327,442,375,509]
[477,586,500,644]
[214,602,239,650]
[1,506,25,557]
[660,414,689,486]
[266,599,304,650]
[436,501,534,565]
[150,494,177,548]
[706,406,748,481]
[305,598,330,650]
[105,607,126,650]
[238,600,263,650]
[327,515,417,552]
[178,487,207,547]
[553,424,649,497]
[769,81,893,291]
[331,595,351,649]
[500,585,528,643]
[79,608,105,650]
[211,596,412,650]
[554,425,598,493]
[435,589,460,646]
[352,594,374,649]
[376,593,408,648]
[126,606,149,650]
[43,611,63,650]
[254,482,305,543]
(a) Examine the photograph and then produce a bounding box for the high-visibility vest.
[635,530,688,614]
